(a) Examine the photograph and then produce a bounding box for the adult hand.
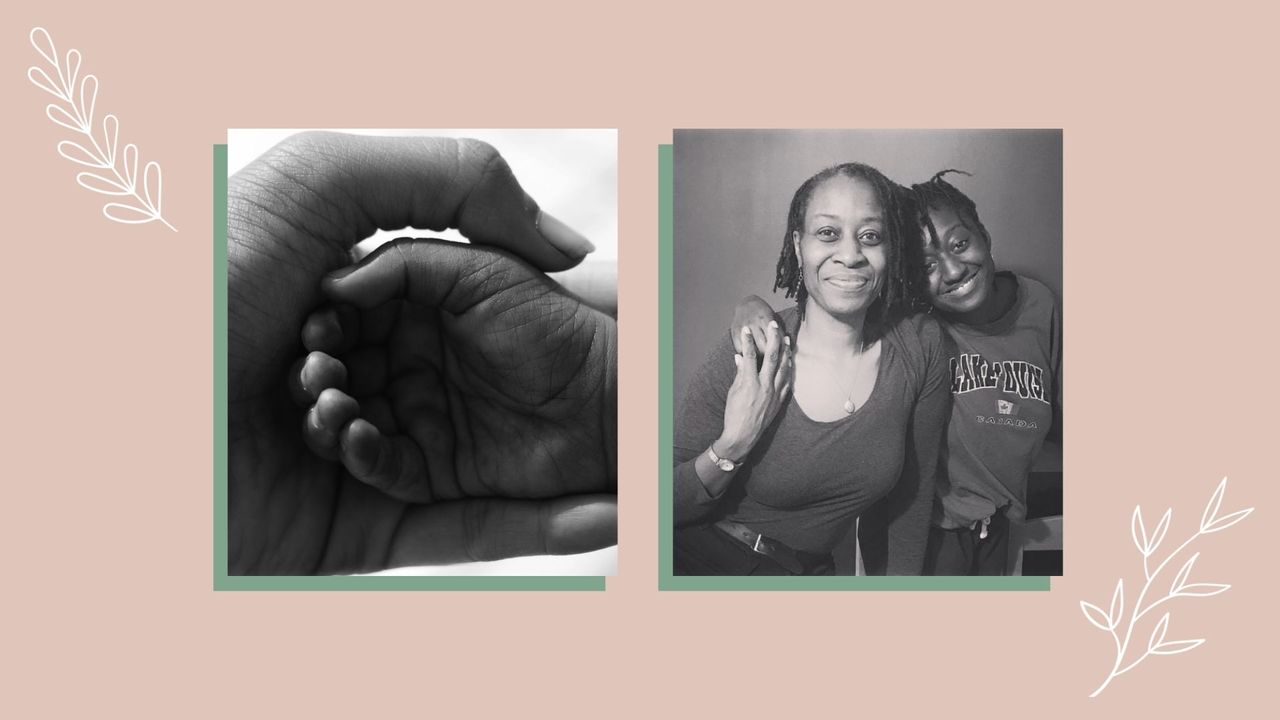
[716,320,792,460]
[228,132,615,575]
[731,295,781,355]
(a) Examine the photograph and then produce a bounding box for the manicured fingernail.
[741,327,751,337]
[538,210,596,258]
[733,354,742,366]
[768,320,779,330]
[784,335,791,346]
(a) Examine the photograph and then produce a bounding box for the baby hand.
[288,238,617,507]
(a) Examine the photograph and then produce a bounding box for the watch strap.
[707,445,740,471]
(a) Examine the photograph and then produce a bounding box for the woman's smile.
[939,266,983,300]
[825,272,873,291]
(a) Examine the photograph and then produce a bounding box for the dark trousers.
[923,513,1010,576]
[674,524,835,576]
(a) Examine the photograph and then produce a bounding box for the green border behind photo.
[213,145,604,591]
[657,144,1049,591]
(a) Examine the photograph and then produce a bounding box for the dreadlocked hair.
[911,169,992,253]
[773,162,929,336]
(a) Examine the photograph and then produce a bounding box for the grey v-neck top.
[674,308,949,574]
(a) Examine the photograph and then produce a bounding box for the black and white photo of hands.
[228,130,617,575]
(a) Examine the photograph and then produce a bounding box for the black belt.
[713,520,819,575]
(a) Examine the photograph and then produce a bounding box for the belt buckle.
[753,533,804,574]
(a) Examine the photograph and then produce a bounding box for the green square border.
[657,143,1049,591]
[213,145,604,591]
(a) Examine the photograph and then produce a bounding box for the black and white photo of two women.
[673,129,1062,577]
[227,129,617,576]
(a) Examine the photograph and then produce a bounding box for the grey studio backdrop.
[672,129,1063,405]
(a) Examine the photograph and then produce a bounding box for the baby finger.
[303,388,361,461]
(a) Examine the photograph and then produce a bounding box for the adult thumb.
[245,132,595,272]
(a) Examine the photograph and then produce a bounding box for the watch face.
[716,458,734,472]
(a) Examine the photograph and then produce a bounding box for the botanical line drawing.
[1081,477,1253,697]
[26,27,176,231]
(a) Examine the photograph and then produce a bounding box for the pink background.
[2,1,1277,716]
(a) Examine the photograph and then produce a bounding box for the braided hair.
[773,162,927,333]
[911,169,991,251]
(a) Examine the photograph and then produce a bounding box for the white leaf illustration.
[1080,601,1112,632]
[1131,506,1148,555]
[122,144,139,189]
[58,140,108,168]
[79,74,97,130]
[1148,612,1171,653]
[77,171,131,196]
[1170,552,1200,595]
[1086,476,1252,697]
[1148,508,1172,555]
[142,161,163,214]
[1150,639,1205,656]
[28,66,66,100]
[102,115,119,165]
[63,49,81,98]
[30,27,58,68]
[1204,508,1253,534]
[46,103,84,133]
[1176,583,1230,598]
[1108,579,1124,629]
[30,27,174,232]
[103,202,158,224]
[1200,477,1228,531]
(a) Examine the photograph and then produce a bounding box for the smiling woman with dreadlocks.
[673,163,949,575]
[732,169,1062,575]
[911,170,1062,575]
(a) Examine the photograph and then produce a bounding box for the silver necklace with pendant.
[835,341,866,414]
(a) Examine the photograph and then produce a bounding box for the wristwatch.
[707,445,740,472]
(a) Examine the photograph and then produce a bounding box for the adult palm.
[227,132,616,575]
